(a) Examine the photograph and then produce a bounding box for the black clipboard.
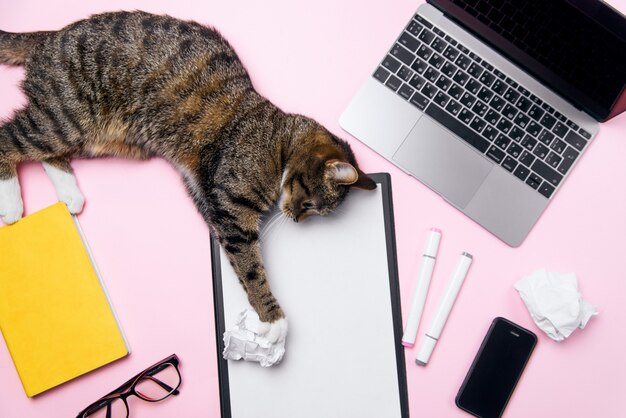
[211,173,409,418]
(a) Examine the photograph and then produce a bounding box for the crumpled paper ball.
[514,269,597,341]
[222,309,287,367]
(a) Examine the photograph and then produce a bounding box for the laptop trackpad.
[392,116,493,208]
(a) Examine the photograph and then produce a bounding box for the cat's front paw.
[259,317,288,344]
[58,187,85,214]
[0,177,23,224]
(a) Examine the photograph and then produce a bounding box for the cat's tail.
[0,30,53,66]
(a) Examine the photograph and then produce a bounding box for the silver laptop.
[340,0,626,246]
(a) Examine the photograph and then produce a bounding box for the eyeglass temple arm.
[144,375,180,395]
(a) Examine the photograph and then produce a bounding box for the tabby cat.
[0,11,375,338]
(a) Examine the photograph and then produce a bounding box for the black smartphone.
[455,317,537,418]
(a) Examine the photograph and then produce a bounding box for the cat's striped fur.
[0,11,375,325]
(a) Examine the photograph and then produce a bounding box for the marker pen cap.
[424,228,441,258]
[415,335,437,366]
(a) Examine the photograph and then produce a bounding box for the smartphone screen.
[456,317,537,418]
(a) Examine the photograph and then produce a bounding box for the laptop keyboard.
[373,14,592,199]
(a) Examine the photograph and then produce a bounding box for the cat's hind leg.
[0,106,80,223]
[42,158,84,214]
[0,160,22,224]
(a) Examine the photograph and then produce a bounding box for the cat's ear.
[326,160,358,185]
[326,160,377,190]
[353,167,377,190]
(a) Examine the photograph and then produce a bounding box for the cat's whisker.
[261,211,288,241]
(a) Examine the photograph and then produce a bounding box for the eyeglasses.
[76,354,182,418]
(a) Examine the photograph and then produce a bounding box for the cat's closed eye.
[302,201,315,210]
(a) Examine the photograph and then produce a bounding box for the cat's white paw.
[0,177,23,224]
[260,317,288,343]
[43,162,85,214]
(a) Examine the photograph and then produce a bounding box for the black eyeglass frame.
[76,354,181,418]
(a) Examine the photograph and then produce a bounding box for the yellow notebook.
[0,203,129,397]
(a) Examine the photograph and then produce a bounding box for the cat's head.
[281,129,376,222]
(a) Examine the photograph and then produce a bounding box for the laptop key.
[545,151,562,168]
[466,79,482,95]
[496,118,513,135]
[526,121,542,137]
[482,125,498,142]
[519,150,535,167]
[563,130,586,151]
[509,126,525,142]
[424,67,440,82]
[491,79,507,95]
[410,57,428,74]
[495,133,511,150]
[507,142,523,158]
[532,160,563,186]
[435,75,452,90]
[528,105,544,121]
[489,95,506,111]
[409,91,430,110]
[467,62,484,78]
[538,182,555,199]
[441,61,458,77]
[533,143,549,159]
[429,53,446,69]
[514,113,530,129]
[455,54,472,70]
[553,122,568,138]
[424,103,490,153]
[418,29,436,45]
[579,129,591,140]
[503,88,520,104]
[557,146,579,175]
[540,113,557,129]
[537,130,555,146]
[434,91,451,107]
[478,71,496,87]
[515,96,532,112]
[442,45,460,61]
[406,19,424,37]
[391,44,415,66]
[550,138,566,154]
[487,145,505,163]
[460,92,477,108]
[502,104,518,120]
[470,116,487,133]
[513,165,530,181]
[501,155,518,172]
[459,108,474,125]
[399,32,420,52]
[431,37,448,53]
[415,14,433,29]
[477,87,494,103]
[397,66,414,82]
[521,135,537,150]
[421,82,438,98]
[472,101,489,117]
[385,75,402,92]
[484,109,499,125]
[398,83,415,100]
[445,99,463,116]
[525,174,541,190]
[382,55,402,73]
[374,67,391,83]
[409,74,426,90]
[452,70,470,86]
[416,44,434,61]
[448,83,464,100]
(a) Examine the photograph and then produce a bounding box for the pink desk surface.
[1,1,625,417]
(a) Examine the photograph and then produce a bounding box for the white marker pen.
[402,228,441,348]
[416,252,473,366]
